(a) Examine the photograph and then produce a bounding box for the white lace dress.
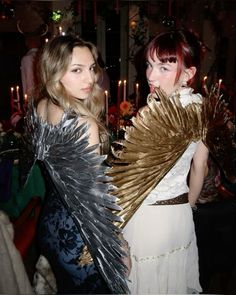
[123,88,203,294]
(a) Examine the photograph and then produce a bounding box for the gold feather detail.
[108,87,204,228]
[202,85,236,183]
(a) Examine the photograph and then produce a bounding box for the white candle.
[202,76,208,95]
[123,80,127,101]
[218,79,222,96]
[117,80,121,108]
[23,94,28,112]
[135,83,139,109]
[105,90,109,127]
[16,85,20,110]
[10,87,14,114]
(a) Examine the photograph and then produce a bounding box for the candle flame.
[217,79,222,96]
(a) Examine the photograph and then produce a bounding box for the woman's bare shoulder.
[37,98,64,125]
[79,117,97,128]
[36,99,47,117]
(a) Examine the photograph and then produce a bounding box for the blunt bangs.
[146,33,184,84]
[147,39,178,64]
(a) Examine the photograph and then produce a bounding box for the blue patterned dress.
[38,188,111,294]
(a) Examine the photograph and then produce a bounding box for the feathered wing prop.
[109,86,236,229]
[23,108,129,294]
[108,88,204,228]
[202,86,236,183]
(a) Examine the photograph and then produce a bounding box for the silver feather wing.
[25,107,129,294]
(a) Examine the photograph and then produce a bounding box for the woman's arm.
[188,141,209,207]
[80,118,100,154]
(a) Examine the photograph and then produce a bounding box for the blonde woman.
[25,35,128,294]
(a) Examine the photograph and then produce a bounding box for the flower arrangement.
[108,100,136,140]
[119,101,135,126]
[108,105,118,130]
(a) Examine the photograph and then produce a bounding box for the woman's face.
[146,52,184,96]
[60,46,96,100]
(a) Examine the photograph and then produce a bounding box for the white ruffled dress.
[123,88,203,294]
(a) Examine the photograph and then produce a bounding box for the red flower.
[108,105,118,115]
[120,101,132,116]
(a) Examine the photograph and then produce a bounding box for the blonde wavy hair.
[35,35,104,123]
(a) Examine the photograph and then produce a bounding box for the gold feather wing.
[202,86,236,183]
[108,88,204,228]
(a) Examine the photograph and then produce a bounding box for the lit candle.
[59,26,62,35]
[105,90,109,127]
[10,87,14,114]
[16,85,20,111]
[117,80,121,108]
[218,79,222,96]
[135,83,139,109]
[202,76,208,96]
[123,80,127,101]
[45,38,49,43]
[24,94,28,112]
